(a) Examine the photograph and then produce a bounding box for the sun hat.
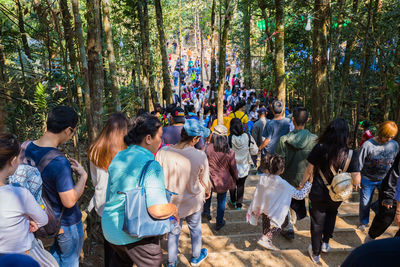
[184,119,211,138]
[213,125,228,136]
[172,107,185,124]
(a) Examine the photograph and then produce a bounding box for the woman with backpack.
[102,114,178,267]
[299,118,362,264]
[228,118,258,210]
[0,133,58,266]
[87,113,129,266]
[202,125,238,230]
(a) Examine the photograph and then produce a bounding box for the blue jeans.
[359,177,382,225]
[174,77,178,86]
[50,221,84,267]
[168,209,202,264]
[203,191,227,226]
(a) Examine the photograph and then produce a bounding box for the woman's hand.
[351,172,362,191]
[299,163,314,189]
[29,220,39,232]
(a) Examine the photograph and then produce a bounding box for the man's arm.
[259,138,270,151]
[59,159,87,209]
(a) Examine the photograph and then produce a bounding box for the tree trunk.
[103,0,121,112]
[154,0,172,105]
[337,0,359,117]
[59,0,82,108]
[242,0,252,88]
[210,0,217,100]
[15,0,31,59]
[87,0,104,139]
[0,42,7,131]
[353,0,374,145]
[200,31,204,86]
[72,0,93,143]
[311,0,330,133]
[274,0,285,107]
[327,0,344,119]
[217,0,232,125]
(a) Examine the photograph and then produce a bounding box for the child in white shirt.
[247,153,311,250]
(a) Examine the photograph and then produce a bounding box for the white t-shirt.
[0,185,48,253]
[88,162,109,217]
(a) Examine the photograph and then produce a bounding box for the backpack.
[319,150,354,202]
[19,141,65,238]
[228,133,258,156]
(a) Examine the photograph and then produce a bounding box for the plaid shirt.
[8,164,45,207]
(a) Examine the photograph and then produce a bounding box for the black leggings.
[309,200,341,256]
[229,176,247,208]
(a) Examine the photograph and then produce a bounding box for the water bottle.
[170,217,181,235]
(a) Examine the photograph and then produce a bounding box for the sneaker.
[321,242,330,253]
[358,224,369,232]
[307,244,320,264]
[280,229,295,240]
[257,236,279,251]
[216,220,226,231]
[201,212,211,221]
[364,234,374,243]
[228,200,236,209]
[191,248,208,266]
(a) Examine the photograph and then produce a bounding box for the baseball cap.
[184,119,211,138]
[172,107,185,124]
[257,108,267,115]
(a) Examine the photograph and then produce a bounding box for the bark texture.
[274,0,286,107]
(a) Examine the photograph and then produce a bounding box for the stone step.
[169,248,351,267]
[169,227,398,254]
[182,213,369,237]
[164,226,398,266]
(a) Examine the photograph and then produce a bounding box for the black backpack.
[20,141,65,238]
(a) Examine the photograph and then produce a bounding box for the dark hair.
[46,106,78,133]
[0,133,20,170]
[234,100,246,112]
[180,128,196,143]
[187,105,196,113]
[260,153,285,175]
[212,134,230,153]
[293,107,309,126]
[230,118,244,136]
[124,114,162,146]
[272,100,283,114]
[250,105,257,112]
[318,118,349,168]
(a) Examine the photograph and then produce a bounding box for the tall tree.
[87,0,104,138]
[257,0,273,53]
[311,0,330,133]
[103,0,121,111]
[210,0,217,99]
[242,0,252,88]
[274,0,285,106]
[154,0,172,105]
[217,0,232,125]
[15,0,31,59]
[72,0,93,143]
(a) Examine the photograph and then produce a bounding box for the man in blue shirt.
[25,106,87,267]
[259,100,291,155]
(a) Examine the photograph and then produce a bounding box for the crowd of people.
[1,78,400,267]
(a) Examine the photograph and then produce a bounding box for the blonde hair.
[377,121,398,139]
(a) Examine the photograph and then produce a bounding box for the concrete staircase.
[161,173,398,267]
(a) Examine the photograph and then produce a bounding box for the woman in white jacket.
[228,118,258,210]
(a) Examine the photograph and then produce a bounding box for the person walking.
[156,119,211,267]
[87,113,129,266]
[102,114,178,267]
[0,133,58,267]
[358,121,399,231]
[228,118,258,210]
[24,106,87,267]
[299,118,362,264]
[275,107,317,240]
[365,151,400,242]
[259,100,291,155]
[228,100,249,133]
[202,125,238,230]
